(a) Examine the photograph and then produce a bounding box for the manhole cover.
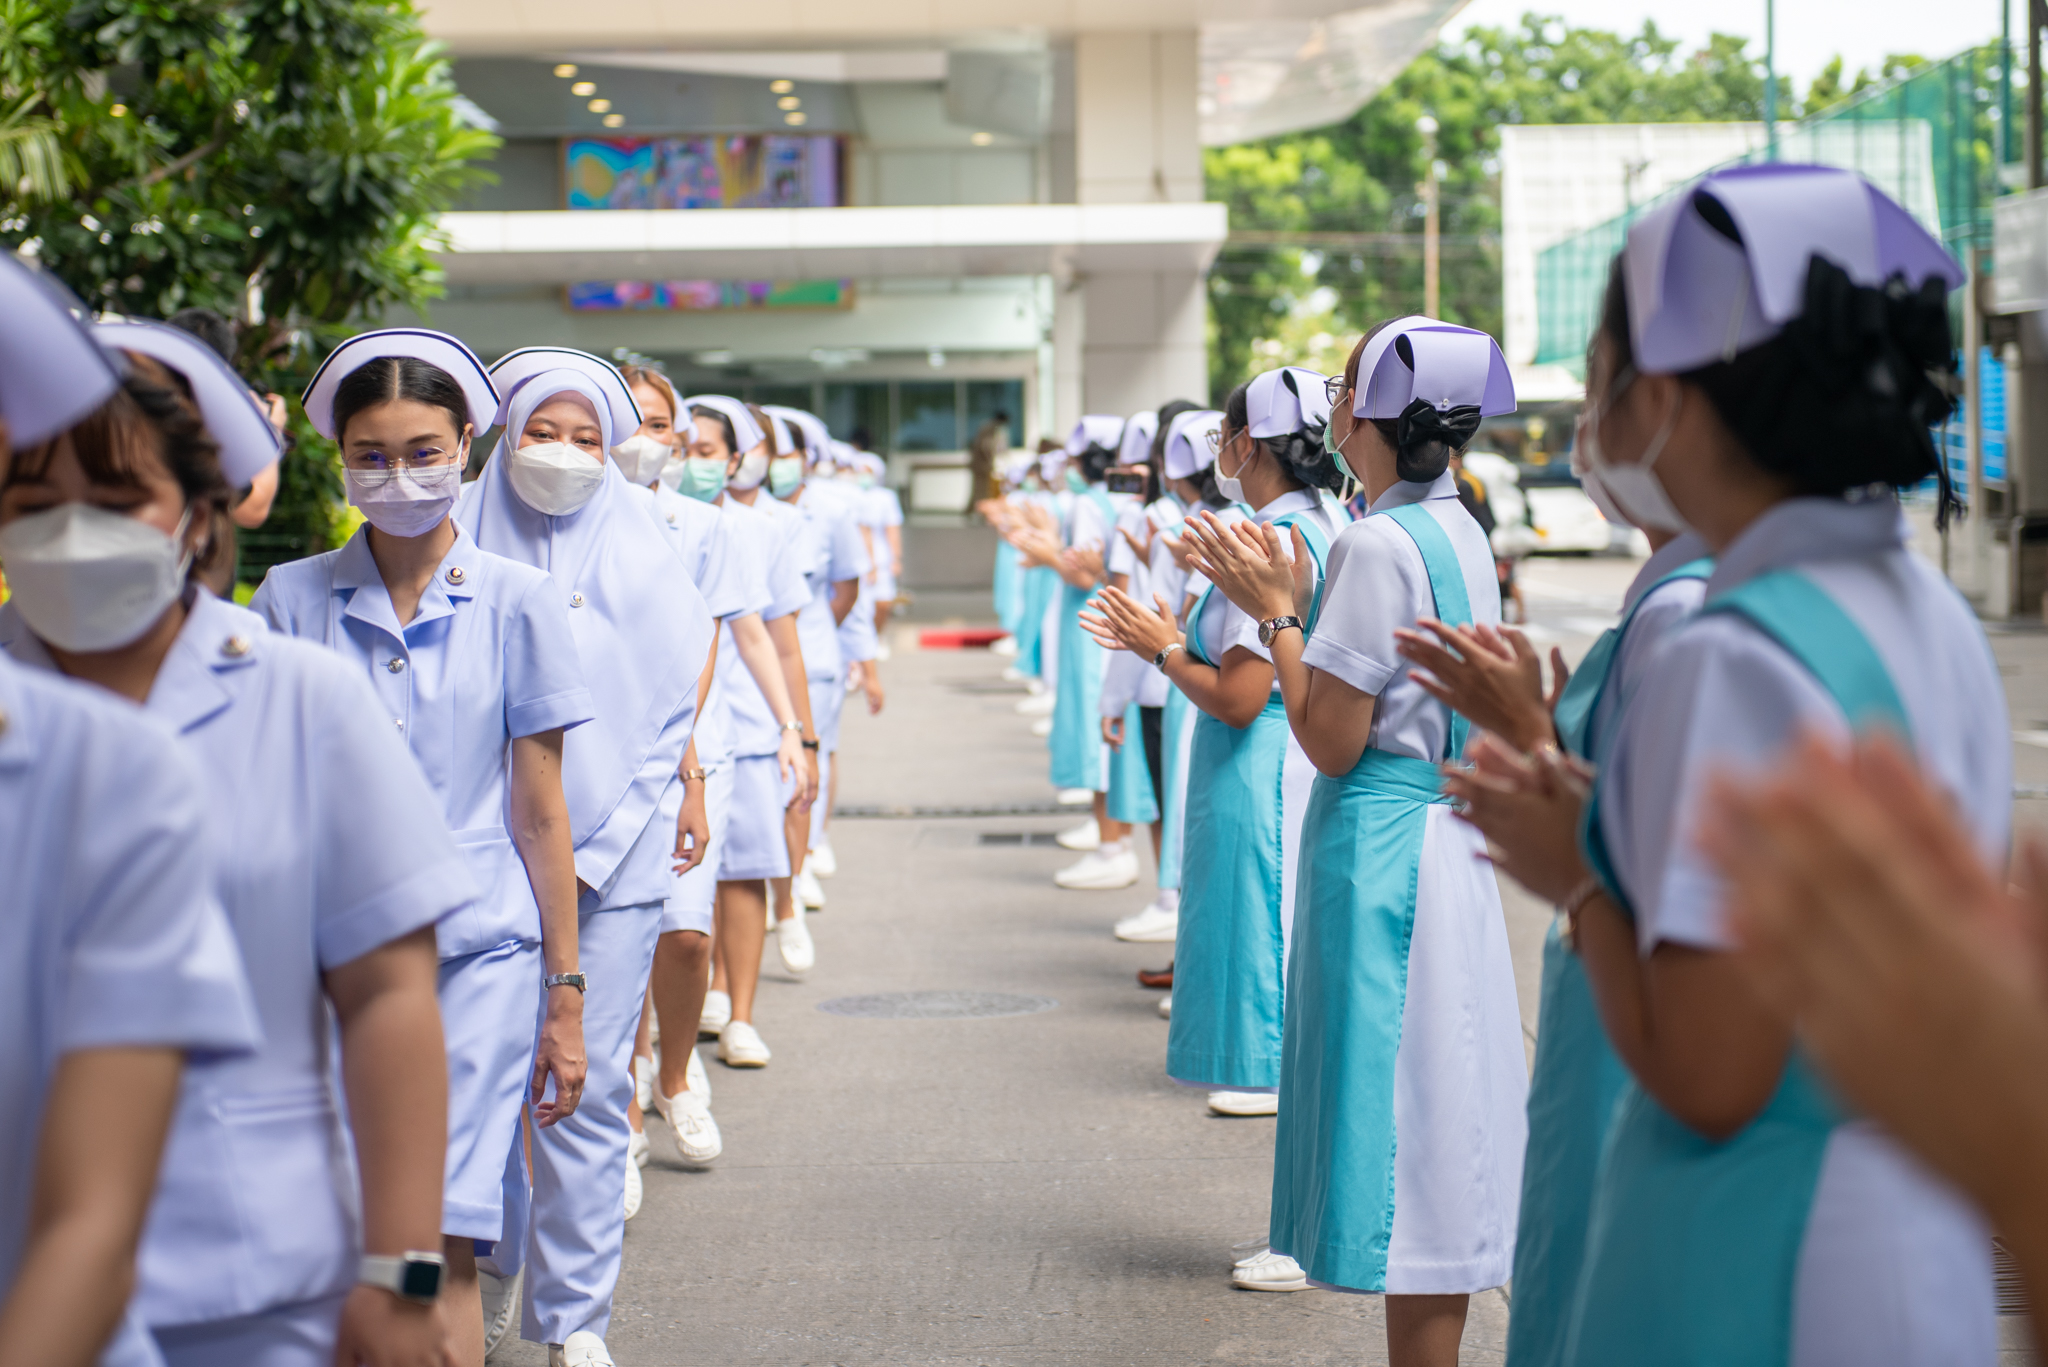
[816,990,1058,1020]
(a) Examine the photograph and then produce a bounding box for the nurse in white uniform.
[459,349,716,1367]
[0,263,259,1367]
[1,318,473,1365]
[1449,165,2003,1367]
[1192,320,1527,1367]
[254,331,597,1367]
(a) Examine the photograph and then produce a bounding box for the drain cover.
[816,990,1057,1020]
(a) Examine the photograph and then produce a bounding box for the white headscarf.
[456,369,715,889]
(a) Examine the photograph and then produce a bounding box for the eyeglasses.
[347,446,459,472]
[1324,375,1350,407]
[1204,427,1222,456]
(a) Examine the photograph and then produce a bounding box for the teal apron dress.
[1156,686,1195,891]
[1047,486,1119,792]
[1562,570,1908,1367]
[1106,698,1160,825]
[1506,556,1710,1367]
[1267,501,1474,1290]
[994,537,1023,637]
[1165,511,1330,1089]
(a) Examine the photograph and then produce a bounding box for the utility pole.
[1418,114,1441,319]
[2032,0,2045,189]
[1764,0,1779,160]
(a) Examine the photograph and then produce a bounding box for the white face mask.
[0,501,195,652]
[1212,432,1251,505]
[728,447,770,492]
[347,462,461,538]
[611,434,672,487]
[508,440,606,516]
[1570,422,1633,528]
[1583,370,1688,534]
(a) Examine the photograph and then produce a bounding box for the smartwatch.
[360,1251,446,1303]
[1257,615,1304,648]
[543,972,587,993]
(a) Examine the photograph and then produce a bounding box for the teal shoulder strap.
[1703,570,1912,741]
[1553,557,1713,760]
[1382,502,1474,760]
[1271,510,1333,628]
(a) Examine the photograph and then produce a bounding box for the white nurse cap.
[763,405,831,459]
[302,328,498,440]
[1065,414,1124,457]
[1117,411,1159,467]
[1352,317,1516,422]
[492,347,641,439]
[1624,163,1964,375]
[0,254,121,446]
[1247,366,1330,438]
[681,393,767,455]
[1162,409,1224,481]
[95,319,282,487]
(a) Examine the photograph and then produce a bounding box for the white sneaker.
[993,636,1019,657]
[1055,787,1095,807]
[1209,1090,1281,1117]
[1231,1248,1309,1291]
[628,1127,650,1169]
[1055,817,1101,851]
[875,640,892,660]
[623,1149,643,1221]
[1054,845,1140,890]
[700,989,731,1037]
[660,1086,724,1162]
[1158,994,1172,1019]
[479,1266,522,1358]
[777,909,815,975]
[719,1020,772,1067]
[1016,690,1057,716]
[795,865,826,909]
[632,1053,654,1112]
[1114,903,1179,942]
[550,1331,616,1366]
[809,839,837,878]
[685,1042,711,1102]
[1030,716,1053,738]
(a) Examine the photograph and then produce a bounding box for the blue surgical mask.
[675,456,728,503]
[768,456,805,498]
[1064,468,1087,494]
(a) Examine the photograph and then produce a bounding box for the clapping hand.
[1394,619,1566,755]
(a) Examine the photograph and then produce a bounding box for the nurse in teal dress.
[1188,319,1527,1367]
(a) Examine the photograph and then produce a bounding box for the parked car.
[1515,457,1643,555]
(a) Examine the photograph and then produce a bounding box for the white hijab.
[457,370,715,874]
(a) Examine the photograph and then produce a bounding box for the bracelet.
[1558,875,1605,948]
[780,721,805,733]
[681,768,708,783]
[1153,641,1184,669]
[801,739,820,751]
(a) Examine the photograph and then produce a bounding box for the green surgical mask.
[676,456,728,502]
[1323,412,1364,488]
[768,457,805,498]
[1064,468,1088,494]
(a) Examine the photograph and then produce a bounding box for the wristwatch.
[360,1251,446,1303]
[1153,642,1184,669]
[543,972,587,993]
[780,721,805,733]
[801,738,821,751]
[1257,615,1304,648]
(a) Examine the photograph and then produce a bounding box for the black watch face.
[398,1259,443,1299]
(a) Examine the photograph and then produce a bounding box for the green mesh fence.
[1533,45,2011,366]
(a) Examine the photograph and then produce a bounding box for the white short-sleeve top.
[251,521,596,958]
[641,483,753,621]
[718,493,813,759]
[0,653,259,1354]
[1298,473,1501,760]
[0,590,475,1324]
[1194,488,1346,687]
[787,488,870,681]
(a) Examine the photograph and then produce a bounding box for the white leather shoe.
[660,1086,724,1162]
[1016,690,1057,716]
[777,909,815,974]
[700,989,731,1037]
[719,1020,772,1067]
[550,1331,617,1366]
[623,1148,643,1221]
[685,1042,710,1101]
[808,838,837,878]
[1055,817,1100,851]
[1055,787,1094,806]
[632,1054,654,1112]
[1158,994,1172,1019]
[1209,1090,1281,1117]
[1030,716,1053,738]
[1054,846,1140,890]
[628,1128,650,1169]
[479,1266,522,1358]
[1114,902,1178,942]
[1231,1248,1309,1291]
[794,865,826,909]
[993,636,1020,657]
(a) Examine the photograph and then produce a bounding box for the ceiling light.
[971,131,993,146]
[571,81,596,96]
[777,95,801,111]
[784,111,807,126]
[770,79,794,94]
[602,113,624,127]
[554,63,578,78]
[588,98,611,113]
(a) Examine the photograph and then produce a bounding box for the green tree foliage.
[1205,12,1806,398]
[0,0,497,576]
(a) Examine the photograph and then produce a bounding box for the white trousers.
[517,901,662,1344]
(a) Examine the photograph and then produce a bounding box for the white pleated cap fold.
[1352,316,1516,420]
[682,393,767,455]
[491,347,640,439]
[0,254,121,446]
[1163,409,1224,480]
[302,328,498,440]
[1624,163,1964,374]
[1065,414,1124,457]
[95,319,282,487]
[1118,411,1159,466]
[1247,365,1331,438]
[762,405,832,462]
